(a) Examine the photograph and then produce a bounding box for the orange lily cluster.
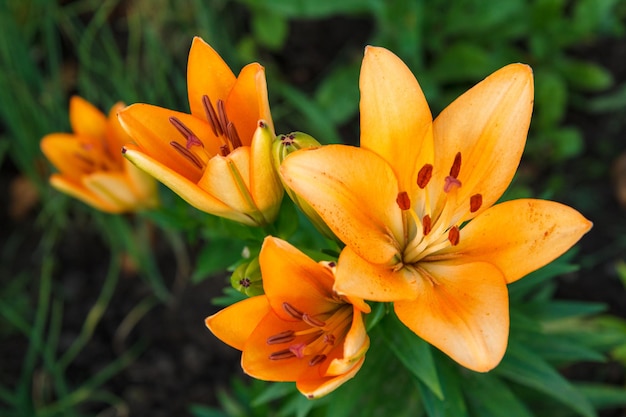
[40,96,158,213]
[40,37,592,398]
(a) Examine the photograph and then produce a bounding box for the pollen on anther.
[417,164,433,188]
[448,226,460,246]
[449,152,462,179]
[470,194,483,213]
[396,191,411,210]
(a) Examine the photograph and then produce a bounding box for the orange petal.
[83,171,142,211]
[225,63,274,146]
[249,121,282,224]
[49,174,120,213]
[281,145,403,265]
[359,46,433,195]
[122,144,251,224]
[105,102,132,164]
[41,133,89,179]
[334,247,419,302]
[198,146,261,224]
[260,236,337,320]
[205,296,270,351]
[241,309,318,381]
[69,96,107,139]
[325,308,369,376]
[444,199,592,283]
[394,261,509,372]
[296,356,366,399]
[118,103,220,182]
[431,63,534,220]
[187,37,236,120]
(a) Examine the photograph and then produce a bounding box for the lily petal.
[282,145,403,265]
[325,308,369,375]
[105,102,132,164]
[118,103,220,182]
[260,236,337,320]
[395,261,509,372]
[41,133,92,179]
[296,356,366,399]
[335,247,419,302]
[359,46,433,194]
[122,144,251,223]
[83,172,144,211]
[250,121,283,224]
[69,96,107,140]
[443,199,592,283]
[49,174,119,213]
[431,63,534,219]
[187,37,236,120]
[205,296,269,351]
[225,63,273,146]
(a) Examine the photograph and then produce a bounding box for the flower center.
[168,95,243,170]
[72,140,119,175]
[267,302,353,367]
[395,151,483,265]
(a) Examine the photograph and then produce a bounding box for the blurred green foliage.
[2,0,626,416]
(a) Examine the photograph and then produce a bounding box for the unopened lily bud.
[273,133,336,240]
[230,257,264,296]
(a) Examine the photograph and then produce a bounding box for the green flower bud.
[230,257,264,296]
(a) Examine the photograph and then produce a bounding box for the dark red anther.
[268,349,296,360]
[396,191,411,210]
[470,194,483,213]
[448,226,460,246]
[449,152,462,179]
[267,330,296,345]
[422,215,432,236]
[417,164,433,189]
[282,302,303,319]
[308,354,327,366]
[302,314,326,328]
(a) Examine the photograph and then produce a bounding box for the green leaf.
[314,62,360,125]
[251,9,288,50]
[495,344,596,417]
[534,69,568,129]
[188,405,228,417]
[417,356,468,417]
[191,238,244,283]
[577,383,626,411]
[464,373,534,417]
[377,312,442,399]
[235,0,376,18]
[560,59,613,91]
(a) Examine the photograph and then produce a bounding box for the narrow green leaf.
[417,356,468,417]
[495,344,596,417]
[463,373,534,417]
[377,312,442,399]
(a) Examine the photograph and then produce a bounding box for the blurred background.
[2,0,626,416]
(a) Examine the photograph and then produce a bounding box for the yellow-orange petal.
[250,121,282,224]
[118,103,220,182]
[431,63,534,220]
[334,247,419,302]
[281,145,403,265]
[296,356,366,399]
[49,174,120,213]
[395,261,509,372]
[187,37,236,120]
[122,144,251,224]
[122,159,159,208]
[69,96,107,140]
[205,296,270,351]
[359,46,433,195]
[444,199,592,283]
[260,236,337,320]
[83,171,143,211]
[225,63,274,146]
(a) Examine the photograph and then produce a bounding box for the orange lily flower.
[40,96,158,213]
[206,236,370,398]
[281,46,592,372]
[118,37,282,227]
